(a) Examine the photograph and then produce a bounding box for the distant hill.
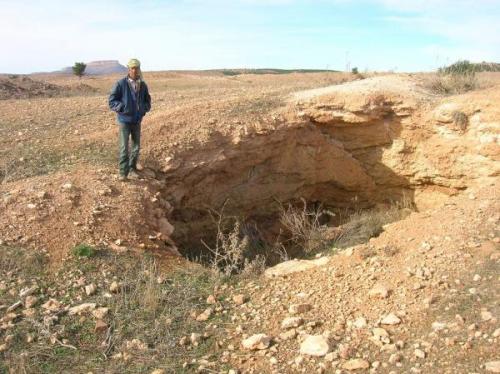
[60,60,127,75]
[217,68,338,76]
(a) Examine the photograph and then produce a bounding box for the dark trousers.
[118,122,141,176]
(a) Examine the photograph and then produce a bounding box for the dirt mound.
[0,75,61,99]
[0,75,97,100]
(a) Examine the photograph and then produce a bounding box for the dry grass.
[331,199,413,250]
[278,199,334,255]
[425,72,479,95]
[276,198,413,257]
[201,204,267,278]
[0,246,224,374]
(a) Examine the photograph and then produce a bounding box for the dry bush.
[279,199,334,254]
[331,199,413,249]
[208,219,249,277]
[202,204,267,278]
[426,72,478,95]
[240,254,267,278]
[452,110,468,132]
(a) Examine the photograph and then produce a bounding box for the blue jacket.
[108,77,151,125]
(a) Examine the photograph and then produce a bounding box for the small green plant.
[72,62,86,79]
[72,243,95,258]
[351,67,359,74]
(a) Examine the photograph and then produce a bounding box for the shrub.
[452,110,468,132]
[331,199,413,249]
[440,60,476,75]
[72,243,95,258]
[202,204,267,278]
[279,199,334,255]
[429,59,479,95]
[351,67,359,74]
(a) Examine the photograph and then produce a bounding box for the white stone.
[343,359,370,371]
[414,349,426,359]
[353,317,367,329]
[485,361,500,373]
[281,317,304,329]
[242,334,271,350]
[372,327,389,340]
[289,303,312,315]
[431,321,447,331]
[42,299,61,312]
[381,313,401,325]
[481,310,493,321]
[196,308,213,321]
[299,335,331,357]
[24,296,38,308]
[85,284,96,296]
[190,333,202,345]
[368,284,390,299]
[279,329,297,340]
[264,257,329,277]
[109,281,120,293]
[92,307,109,319]
[68,303,96,315]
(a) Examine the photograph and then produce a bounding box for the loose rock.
[381,313,401,325]
[343,359,370,371]
[281,317,304,329]
[299,335,331,357]
[242,334,272,350]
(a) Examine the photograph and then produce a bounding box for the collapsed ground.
[0,71,499,373]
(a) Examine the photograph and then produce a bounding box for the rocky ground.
[0,71,499,373]
[221,178,499,374]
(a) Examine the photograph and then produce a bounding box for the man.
[108,58,151,181]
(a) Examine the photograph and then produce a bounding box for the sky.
[2,0,499,73]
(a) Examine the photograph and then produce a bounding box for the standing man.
[108,58,151,181]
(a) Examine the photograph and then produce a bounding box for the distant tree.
[72,62,86,79]
[351,67,359,74]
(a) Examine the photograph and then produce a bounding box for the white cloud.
[377,0,500,64]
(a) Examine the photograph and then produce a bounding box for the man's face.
[128,66,140,80]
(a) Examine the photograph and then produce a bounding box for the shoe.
[128,169,140,180]
[118,174,128,181]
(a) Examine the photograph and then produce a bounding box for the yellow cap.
[127,58,141,68]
